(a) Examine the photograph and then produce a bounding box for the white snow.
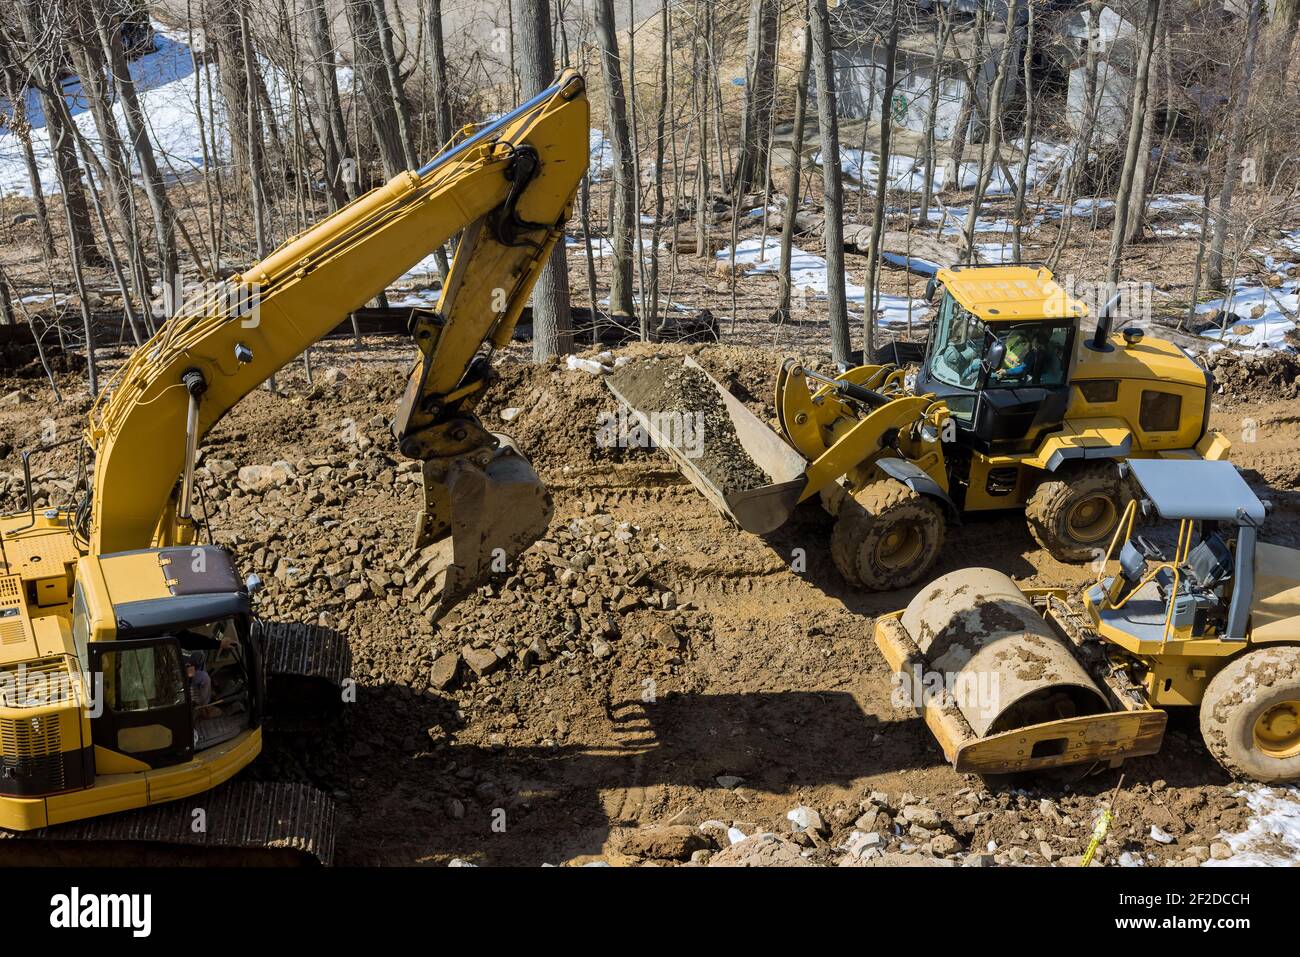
[1197,278,1299,349]
[717,236,928,329]
[588,128,613,177]
[814,139,1069,196]
[1204,786,1300,866]
[0,24,354,199]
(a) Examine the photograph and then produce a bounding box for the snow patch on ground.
[814,139,1068,195]
[717,236,928,329]
[1204,786,1300,866]
[1197,279,1299,349]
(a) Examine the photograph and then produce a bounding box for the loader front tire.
[1200,647,1300,784]
[831,480,944,591]
[1025,462,1125,562]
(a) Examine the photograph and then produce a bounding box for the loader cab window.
[986,323,1072,390]
[930,294,987,393]
[102,642,187,713]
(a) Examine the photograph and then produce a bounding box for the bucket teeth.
[407,438,552,620]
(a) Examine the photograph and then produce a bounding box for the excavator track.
[0,781,336,866]
[257,619,352,720]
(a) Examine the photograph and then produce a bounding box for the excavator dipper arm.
[85,70,589,618]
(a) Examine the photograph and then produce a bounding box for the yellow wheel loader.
[874,458,1300,784]
[0,72,589,862]
[612,264,1230,591]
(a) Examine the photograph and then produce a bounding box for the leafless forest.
[1,0,1297,394]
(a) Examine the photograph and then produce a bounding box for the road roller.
[875,458,1300,783]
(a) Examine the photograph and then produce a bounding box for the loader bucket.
[874,567,1167,775]
[606,356,808,534]
[407,435,553,620]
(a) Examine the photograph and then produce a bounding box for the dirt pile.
[3,339,1298,866]
[1207,348,1300,404]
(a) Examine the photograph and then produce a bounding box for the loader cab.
[1085,459,1266,649]
[920,265,1084,454]
[75,546,264,772]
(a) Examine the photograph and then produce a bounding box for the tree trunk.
[962,0,1020,261]
[1011,0,1036,262]
[346,0,409,178]
[777,16,813,320]
[514,0,573,359]
[733,0,779,196]
[94,0,182,317]
[1105,0,1160,286]
[306,0,353,207]
[207,0,257,193]
[919,6,955,223]
[1207,0,1263,290]
[810,0,850,367]
[593,0,636,318]
[863,6,900,359]
[373,0,420,170]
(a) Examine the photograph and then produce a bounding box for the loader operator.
[993,328,1050,385]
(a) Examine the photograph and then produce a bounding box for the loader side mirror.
[982,339,1006,375]
[925,278,938,301]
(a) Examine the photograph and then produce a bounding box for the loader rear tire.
[1024,462,1125,562]
[832,480,944,591]
[1200,647,1300,784]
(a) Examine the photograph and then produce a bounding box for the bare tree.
[93,0,182,316]
[1105,0,1160,286]
[810,0,851,366]
[514,0,573,359]
[776,14,813,322]
[863,2,900,359]
[346,0,410,178]
[733,0,779,197]
[593,0,636,319]
[1207,0,1263,290]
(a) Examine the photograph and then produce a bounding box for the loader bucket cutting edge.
[409,436,553,621]
[605,356,808,534]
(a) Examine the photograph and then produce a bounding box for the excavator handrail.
[415,77,568,178]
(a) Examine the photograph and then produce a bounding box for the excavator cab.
[918,265,1080,453]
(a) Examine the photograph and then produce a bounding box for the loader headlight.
[920,422,940,444]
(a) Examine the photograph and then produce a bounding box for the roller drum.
[900,568,1108,737]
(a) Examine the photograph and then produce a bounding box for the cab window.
[102,643,187,713]
[930,294,987,391]
[987,323,1071,389]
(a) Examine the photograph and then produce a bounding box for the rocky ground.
[3,338,1300,867]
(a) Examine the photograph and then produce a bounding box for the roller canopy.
[1126,459,1264,524]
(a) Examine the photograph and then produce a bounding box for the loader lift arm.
[83,71,589,615]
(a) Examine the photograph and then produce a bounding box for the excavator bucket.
[606,356,807,534]
[406,436,553,620]
[873,567,1167,775]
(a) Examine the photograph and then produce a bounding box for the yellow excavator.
[875,458,1300,783]
[0,71,589,863]
[611,264,1230,590]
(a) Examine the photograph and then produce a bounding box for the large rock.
[462,646,500,677]
[619,826,708,861]
[430,652,461,690]
[708,833,813,867]
[238,462,294,492]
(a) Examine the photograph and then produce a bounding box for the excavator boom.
[85,71,589,615]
